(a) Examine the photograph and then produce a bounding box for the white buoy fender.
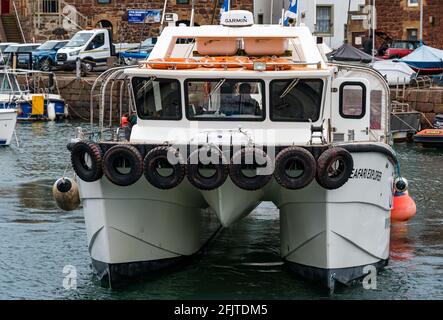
[48,102,56,121]
[53,177,80,211]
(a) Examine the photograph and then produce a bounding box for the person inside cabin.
[234,83,260,116]
[219,82,238,116]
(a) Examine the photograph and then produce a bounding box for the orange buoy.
[145,58,199,70]
[391,192,417,222]
[245,57,292,71]
[200,56,250,68]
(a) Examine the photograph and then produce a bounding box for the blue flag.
[221,0,230,15]
[284,0,298,26]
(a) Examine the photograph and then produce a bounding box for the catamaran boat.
[0,69,67,121]
[0,108,17,146]
[58,11,415,291]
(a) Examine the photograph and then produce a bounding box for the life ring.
[71,141,103,182]
[144,146,186,189]
[245,57,292,71]
[145,58,199,70]
[200,56,250,68]
[229,148,273,191]
[102,145,143,187]
[187,147,229,190]
[274,147,317,190]
[316,147,354,190]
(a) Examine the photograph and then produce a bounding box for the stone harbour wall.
[56,74,131,122]
[391,88,443,127]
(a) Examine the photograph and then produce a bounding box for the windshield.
[37,42,58,51]
[132,77,182,120]
[65,33,93,48]
[4,46,18,53]
[270,79,324,122]
[186,79,265,121]
[0,45,11,52]
[0,74,20,92]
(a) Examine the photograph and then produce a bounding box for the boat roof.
[126,24,330,77]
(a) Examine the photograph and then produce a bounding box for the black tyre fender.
[102,144,143,187]
[274,147,317,190]
[71,141,103,182]
[187,147,229,191]
[316,147,354,190]
[144,146,186,190]
[229,148,273,191]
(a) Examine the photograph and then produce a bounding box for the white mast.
[372,0,376,59]
[420,0,423,44]
[160,0,168,31]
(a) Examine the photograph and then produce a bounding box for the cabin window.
[270,79,324,122]
[132,77,182,120]
[370,90,382,130]
[185,79,265,121]
[339,82,366,119]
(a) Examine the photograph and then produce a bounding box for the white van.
[56,29,138,71]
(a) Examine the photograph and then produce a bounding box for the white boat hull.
[78,147,394,289]
[0,109,17,146]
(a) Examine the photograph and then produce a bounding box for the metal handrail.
[12,0,26,43]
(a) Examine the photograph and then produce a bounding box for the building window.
[176,0,190,4]
[42,0,59,13]
[407,28,418,41]
[316,6,333,36]
[408,0,419,7]
[97,0,112,4]
[257,13,264,24]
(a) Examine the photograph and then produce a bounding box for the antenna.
[190,0,195,27]
[160,0,168,31]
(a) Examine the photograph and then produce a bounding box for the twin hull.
[78,150,394,288]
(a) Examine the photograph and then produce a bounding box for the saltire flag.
[221,0,230,15]
[284,0,298,26]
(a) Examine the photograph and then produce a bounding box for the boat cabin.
[122,11,390,147]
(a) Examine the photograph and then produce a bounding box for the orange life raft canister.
[145,58,200,70]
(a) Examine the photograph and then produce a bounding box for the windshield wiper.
[209,79,226,98]
[136,76,157,99]
[280,78,299,99]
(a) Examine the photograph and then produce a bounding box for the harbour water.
[0,121,442,300]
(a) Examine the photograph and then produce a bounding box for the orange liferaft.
[145,58,200,70]
[200,56,250,68]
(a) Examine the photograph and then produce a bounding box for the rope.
[66,104,90,121]
[419,112,434,128]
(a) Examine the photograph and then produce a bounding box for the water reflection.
[390,223,415,262]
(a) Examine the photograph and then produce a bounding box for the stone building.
[374,0,443,49]
[0,0,253,43]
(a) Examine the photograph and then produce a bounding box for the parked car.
[0,42,18,66]
[119,38,156,65]
[3,44,41,69]
[0,42,18,53]
[382,40,422,59]
[32,40,69,71]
